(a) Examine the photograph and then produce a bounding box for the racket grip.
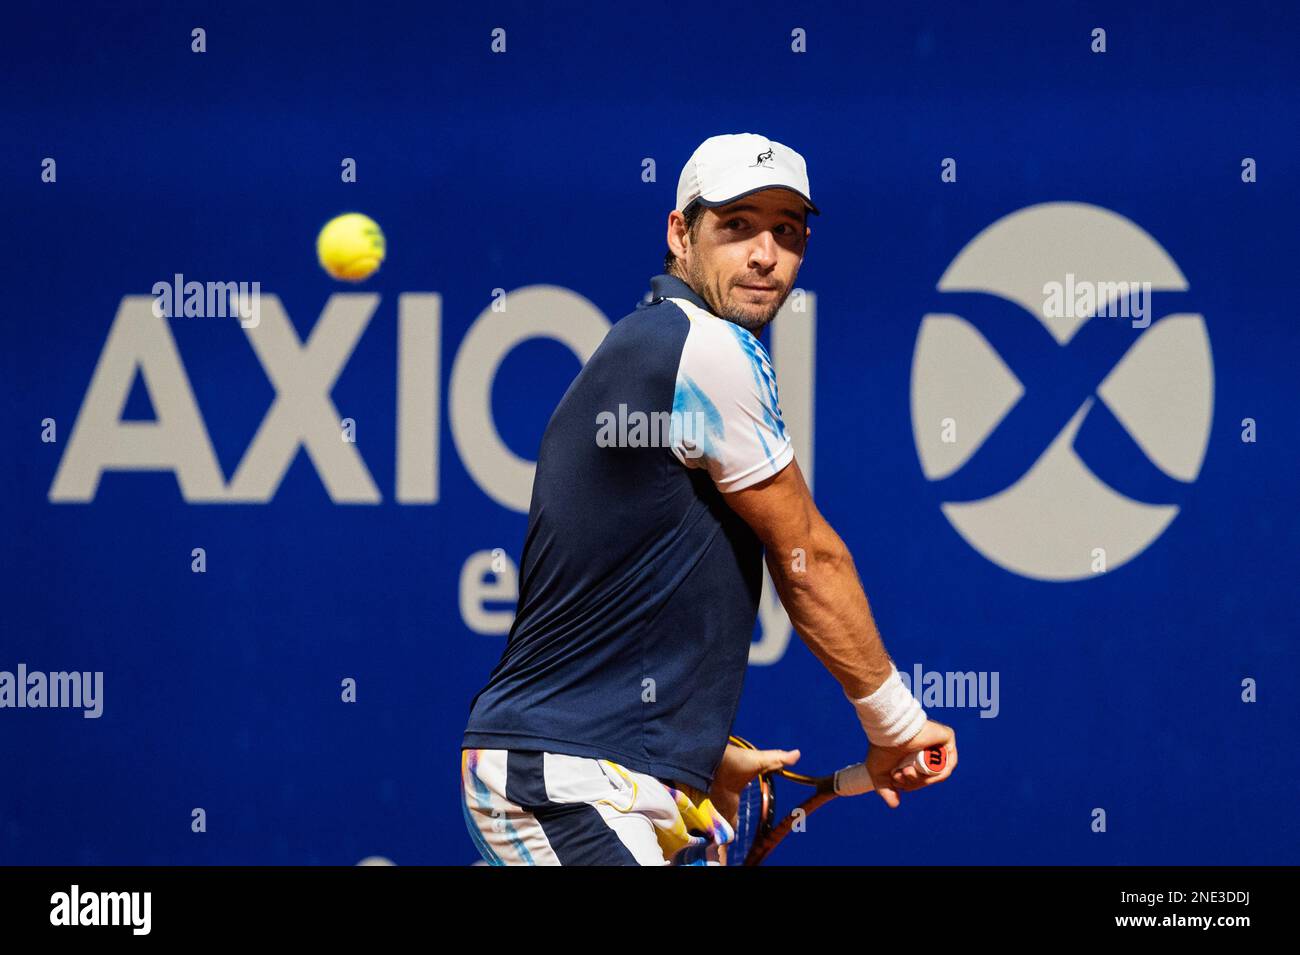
[833,746,948,796]
[833,762,875,796]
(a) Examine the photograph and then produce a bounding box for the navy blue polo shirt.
[461,273,793,789]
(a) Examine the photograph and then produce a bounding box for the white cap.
[676,133,819,216]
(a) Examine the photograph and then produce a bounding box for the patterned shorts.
[461,748,735,866]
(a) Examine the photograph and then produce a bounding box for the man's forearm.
[765,517,894,699]
[726,459,927,750]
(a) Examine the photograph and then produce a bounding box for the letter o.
[449,285,609,511]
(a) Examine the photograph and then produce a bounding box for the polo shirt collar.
[646,273,713,314]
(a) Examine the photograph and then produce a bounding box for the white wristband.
[845,665,927,748]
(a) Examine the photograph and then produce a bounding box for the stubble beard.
[684,258,786,335]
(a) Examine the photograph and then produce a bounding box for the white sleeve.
[669,310,794,493]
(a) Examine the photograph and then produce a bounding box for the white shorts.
[460,748,734,866]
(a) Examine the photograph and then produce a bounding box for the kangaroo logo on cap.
[750,148,775,168]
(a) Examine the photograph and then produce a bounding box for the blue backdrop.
[2,1,1296,865]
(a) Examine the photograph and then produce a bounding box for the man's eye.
[726,219,747,229]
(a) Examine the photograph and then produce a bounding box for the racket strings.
[731,775,765,864]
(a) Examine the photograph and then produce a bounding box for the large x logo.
[930,290,1197,506]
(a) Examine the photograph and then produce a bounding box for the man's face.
[671,188,811,334]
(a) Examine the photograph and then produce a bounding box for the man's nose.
[749,231,779,268]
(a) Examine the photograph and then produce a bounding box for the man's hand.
[709,743,801,826]
[865,719,957,809]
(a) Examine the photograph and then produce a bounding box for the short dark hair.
[664,201,708,275]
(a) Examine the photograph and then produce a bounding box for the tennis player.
[461,133,957,865]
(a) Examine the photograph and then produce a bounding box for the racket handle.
[833,746,948,796]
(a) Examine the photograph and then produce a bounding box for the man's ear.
[666,211,687,258]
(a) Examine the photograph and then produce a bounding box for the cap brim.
[693,183,820,217]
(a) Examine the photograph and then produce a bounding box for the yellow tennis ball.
[316,213,386,282]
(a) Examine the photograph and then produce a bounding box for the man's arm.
[726,457,957,803]
[660,311,954,801]
[728,458,888,698]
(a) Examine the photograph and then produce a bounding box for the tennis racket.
[725,733,948,866]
